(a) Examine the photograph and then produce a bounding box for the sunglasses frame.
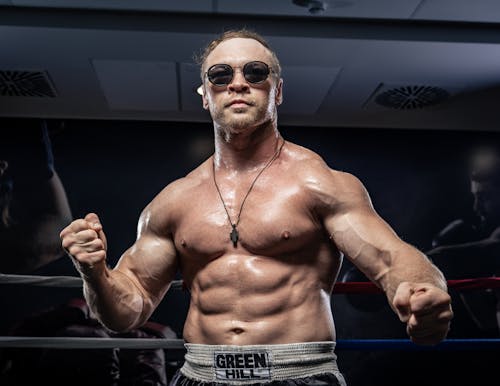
[205,61,273,86]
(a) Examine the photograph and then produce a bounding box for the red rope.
[333,277,500,294]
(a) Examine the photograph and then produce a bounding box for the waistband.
[180,341,340,385]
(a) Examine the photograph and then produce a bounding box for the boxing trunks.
[169,341,346,386]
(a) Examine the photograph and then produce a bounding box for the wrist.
[76,259,108,282]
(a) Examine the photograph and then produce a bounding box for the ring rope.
[0,337,498,351]
[1,273,499,293]
[0,337,185,349]
[0,273,184,291]
[336,338,500,351]
[334,277,500,294]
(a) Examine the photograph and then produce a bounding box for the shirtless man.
[60,30,453,386]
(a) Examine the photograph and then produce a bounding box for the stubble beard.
[213,102,275,137]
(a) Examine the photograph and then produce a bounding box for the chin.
[225,115,260,131]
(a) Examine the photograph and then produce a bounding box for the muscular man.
[60,30,453,386]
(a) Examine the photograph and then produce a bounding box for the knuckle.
[67,246,82,259]
[96,250,107,259]
[61,237,72,249]
[66,243,77,253]
[72,219,88,229]
[78,252,95,264]
[77,229,97,242]
[96,239,105,250]
[88,239,103,251]
[59,227,69,238]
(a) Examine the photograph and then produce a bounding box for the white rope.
[0,273,184,290]
[0,337,498,350]
[0,273,82,287]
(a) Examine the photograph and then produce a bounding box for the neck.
[213,121,281,171]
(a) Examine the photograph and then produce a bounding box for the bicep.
[327,202,404,282]
[323,173,407,282]
[323,173,443,295]
[114,231,179,308]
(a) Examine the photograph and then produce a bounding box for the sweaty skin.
[60,37,452,346]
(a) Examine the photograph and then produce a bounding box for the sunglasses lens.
[244,61,270,83]
[206,62,271,85]
[207,64,233,85]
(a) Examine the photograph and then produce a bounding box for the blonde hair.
[196,29,282,80]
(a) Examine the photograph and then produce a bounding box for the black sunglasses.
[206,61,272,86]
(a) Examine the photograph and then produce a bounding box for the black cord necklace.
[213,137,285,248]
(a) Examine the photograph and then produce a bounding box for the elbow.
[96,318,131,334]
[101,320,138,334]
[83,283,150,333]
[91,308,145,333]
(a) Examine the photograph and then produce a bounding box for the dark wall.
[2,119,496,337]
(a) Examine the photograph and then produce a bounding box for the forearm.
[61,211,176,333]
[81,264,150,332]
[379,244,448,305]
[324,172,453,344]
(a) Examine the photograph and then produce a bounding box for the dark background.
[1,119,498,385]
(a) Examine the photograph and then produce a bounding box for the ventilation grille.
[0,70,57,97]
[375,85,449,109]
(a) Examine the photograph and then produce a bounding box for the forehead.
[205,38,272,68]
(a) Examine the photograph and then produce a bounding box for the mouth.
[226,99,251,108]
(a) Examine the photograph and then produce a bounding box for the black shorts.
[168,369,344,386]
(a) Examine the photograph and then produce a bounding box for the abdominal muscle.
[182,253,336,345]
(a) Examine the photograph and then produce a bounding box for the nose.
[227,68,249,93]
[0,160,8,175]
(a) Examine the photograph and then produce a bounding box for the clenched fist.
[60,212,108,274]
[393,282,453,345]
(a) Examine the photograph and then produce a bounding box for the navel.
[281,231,291,240]
[180,239,187,247]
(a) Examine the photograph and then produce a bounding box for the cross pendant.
[230,224,239,247]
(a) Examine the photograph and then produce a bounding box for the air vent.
[375,85,449,109]
[0,70,57,97]
[292,0,328,14]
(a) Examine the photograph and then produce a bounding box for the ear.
[275,78,283,106]
[201,85,209,110]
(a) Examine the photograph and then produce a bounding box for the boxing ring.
[1,273,499,352]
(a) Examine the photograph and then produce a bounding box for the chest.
[173,176,323,260]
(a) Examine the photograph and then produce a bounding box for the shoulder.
[282,141,370,214]
[138,158,212,234]
[284,142,368,200]
[157,157,212,200]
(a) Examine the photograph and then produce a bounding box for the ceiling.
[1,0,500,131]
